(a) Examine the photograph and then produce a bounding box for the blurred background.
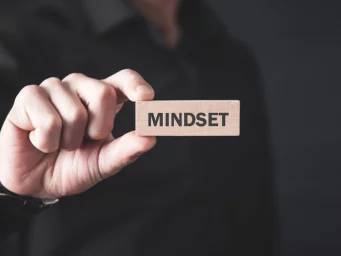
[1,0,340,255]
[210,0,341,254]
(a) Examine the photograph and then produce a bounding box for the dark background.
[209,0,341,255]
[1,0,341,255]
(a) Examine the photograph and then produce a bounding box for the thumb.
[98,131,156,179]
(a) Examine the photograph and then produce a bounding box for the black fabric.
[0,0,276,255]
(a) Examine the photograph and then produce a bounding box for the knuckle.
[96,85,115,102]
[15,85,42,104]
[63,72,85,82]
[41,77,62,87]
[118,69,142,81]
[67,107,88,123]
[19,85,40,98]
[42,114,62,132]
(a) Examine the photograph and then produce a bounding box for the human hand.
[0,70,156,199]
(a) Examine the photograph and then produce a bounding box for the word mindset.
[136,100,240,136]
[148,112,229,127]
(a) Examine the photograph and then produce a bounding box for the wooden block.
[136,100,240,136]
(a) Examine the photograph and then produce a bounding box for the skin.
[0,71,156,198]
[0,1,182,199]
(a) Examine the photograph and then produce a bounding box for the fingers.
[8,85,62,153]
[40,77,88,150]
[103,69,155,104]
[63,73,117,140]
[6,69,154,154]
[98,131,156,179]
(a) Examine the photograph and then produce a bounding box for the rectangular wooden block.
[136,100,240,136]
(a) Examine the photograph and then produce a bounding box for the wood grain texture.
[136,100,240,136]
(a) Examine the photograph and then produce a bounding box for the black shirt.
[0,0,275,255]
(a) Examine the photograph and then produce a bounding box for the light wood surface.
[136,100,240,136]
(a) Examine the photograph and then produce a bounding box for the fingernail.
[136,84,154,95]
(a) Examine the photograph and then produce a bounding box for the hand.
[0,70,156,199]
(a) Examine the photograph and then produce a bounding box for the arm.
[0,68,158,243]
[0,2,157,243]
[0,49,59,242]
[0,38,157,243]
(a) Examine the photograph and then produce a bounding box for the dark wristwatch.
[0,181,59,215]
